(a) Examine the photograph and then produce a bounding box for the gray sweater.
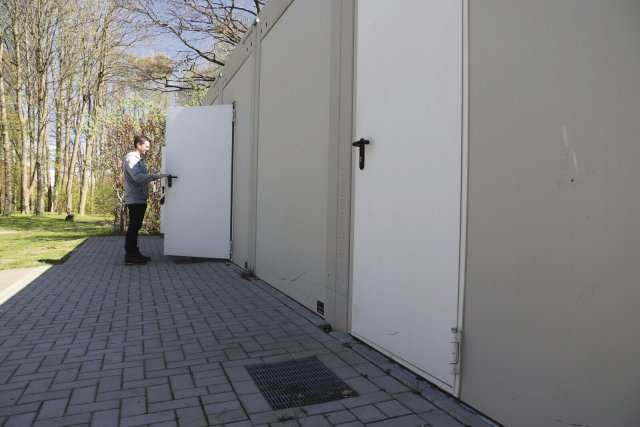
[123,152,160,204]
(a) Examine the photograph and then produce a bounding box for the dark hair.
[134,135,150,148]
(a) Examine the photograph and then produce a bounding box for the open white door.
[163,105,233,258]
[351,0,464,393]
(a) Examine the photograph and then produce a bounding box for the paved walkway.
[0,237,495,427]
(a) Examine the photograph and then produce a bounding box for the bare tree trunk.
[78,127,95,215]
[35,59,49,216]
[51,91,64,212]
[65,95,88,214]
[60,90,72,212]
[0,41,12,216]
[15,23,32,214]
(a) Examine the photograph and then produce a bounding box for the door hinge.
[232,108,236,123]
[450,327,462,374]
[229,241,233,256]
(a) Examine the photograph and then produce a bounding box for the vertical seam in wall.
[339,0,356,331]
[456,0,470,397]
[346,0,359,334]
[249,24,261,272]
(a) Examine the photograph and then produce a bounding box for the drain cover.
[245,357,357,410]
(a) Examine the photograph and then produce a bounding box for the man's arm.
[125,157,168,183]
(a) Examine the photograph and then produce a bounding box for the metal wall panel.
[222,54,255,269]
[255,0,333,311]
[463,1,640,426]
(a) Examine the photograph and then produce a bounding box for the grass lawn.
[0,213,117,270]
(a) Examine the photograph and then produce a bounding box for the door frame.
[347,0,470,397]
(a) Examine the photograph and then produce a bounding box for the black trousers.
[125,203,147,255]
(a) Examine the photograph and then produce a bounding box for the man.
[123,135,168,265]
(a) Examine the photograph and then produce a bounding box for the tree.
[119,0,265,91]
[0,36,11,216]
[78,1,117,215]
[101,96,166,232]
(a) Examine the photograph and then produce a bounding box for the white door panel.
[352,0,463,392]
[163,105,233,258]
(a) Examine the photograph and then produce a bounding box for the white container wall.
[202,0,354,322]
[220,54,255,269]
[198,0,640,425]
[254,0,333,311]
[463,1,640,426]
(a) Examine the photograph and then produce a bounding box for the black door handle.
[167,175,178,187]
[352,138,370,170]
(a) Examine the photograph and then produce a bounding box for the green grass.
[0,213,116,270]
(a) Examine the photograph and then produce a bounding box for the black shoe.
[135,248,151,261]
[125,255,147,265]
[136,252,151,261]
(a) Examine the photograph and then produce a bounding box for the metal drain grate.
[245,357,357,410]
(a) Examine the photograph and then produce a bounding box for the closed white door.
[163,105,233,258]
[351,0,464,393]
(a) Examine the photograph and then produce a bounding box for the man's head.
[134,135,151,155]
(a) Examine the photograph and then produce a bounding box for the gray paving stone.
[67,399,119,415]
[238,392,271,413]
[176,405,208,427]
[420,409,465,427]
[207,381,234,394]
[201,391,237,405]
[53,367,79,384]
[248,408,305,425]
[121,395,146,417]
[147,384,172,403]
[123,376,168,390]
[98,376,121,393]
[369,375,410,394]
[169,373,195,391]
[32,412,92,427]
[120,410,176,427]
[298,414,332,427]
[432,399,492,427]
[334,421,365,427]
[4,412,36,427]
[394,392,438,414]
[13,362,40,377]
[18,389,71,405]
[0,386,23,407]
[90,408,120,427]
[350,404,387,423]
[97,387,145,401]
[375,400,412,418]
[49,378,99,392]
[173,386,209,399]
[150,421,178,427]
[367,414,427,427]
[232,379,260,395]
[207,408,248,425]
[37,397,68,419]
[270,420,301,427]
[343,376,381,394]
[224,421,254,427]
[194,373,227,388]
[148,397,200,413]
[224,366,252,382]
[301,400,345,416]
[10,371,56,383]
[324,410,357,424]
